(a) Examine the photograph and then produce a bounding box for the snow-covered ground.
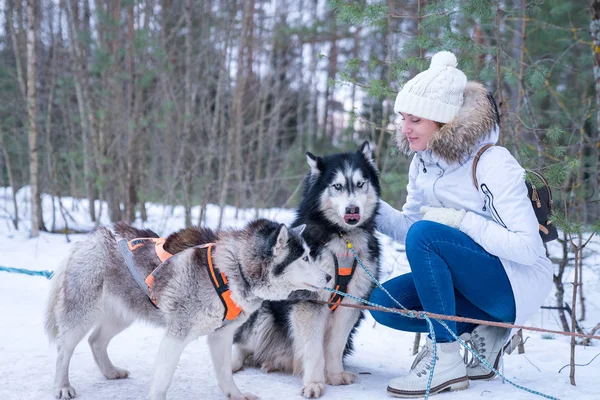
[1,187,599,400]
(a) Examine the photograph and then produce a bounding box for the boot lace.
[410,342,438,378]
[463,330,486,368]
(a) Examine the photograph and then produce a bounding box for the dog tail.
[44,256,68,342]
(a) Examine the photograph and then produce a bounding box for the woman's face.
[398,113,439,152]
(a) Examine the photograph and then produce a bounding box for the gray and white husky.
[44,219,330,400]
[233,142,381,398]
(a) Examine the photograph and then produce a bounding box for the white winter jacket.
[377,82,553,326]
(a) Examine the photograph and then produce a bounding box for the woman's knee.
[406,220,439,255]
[368,286,390,323]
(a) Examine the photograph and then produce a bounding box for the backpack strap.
[472,144,495,188]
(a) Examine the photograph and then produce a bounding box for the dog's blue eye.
[333,183,343,191]
[302,255,309,262]
[357,181,364,188]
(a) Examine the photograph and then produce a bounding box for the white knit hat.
[394,51,467,123]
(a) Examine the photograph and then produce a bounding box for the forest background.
[2,0,600,384]
[1,0,598,232]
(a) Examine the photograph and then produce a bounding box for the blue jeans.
[370,220,516,342]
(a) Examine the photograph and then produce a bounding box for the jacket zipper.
[431,162,444,205]
[480,184,507,228]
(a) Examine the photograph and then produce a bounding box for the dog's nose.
[345,206,360,215]
[325,274,332,283]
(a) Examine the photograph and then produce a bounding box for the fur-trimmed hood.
[396,81,500,164]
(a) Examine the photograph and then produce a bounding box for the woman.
[370,51,552,397]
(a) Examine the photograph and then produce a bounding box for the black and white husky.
[233,142,381,398]
[44,219,330,400]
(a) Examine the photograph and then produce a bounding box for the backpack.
[472,144,558,243]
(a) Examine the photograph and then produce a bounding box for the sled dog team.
[45,51,553,399]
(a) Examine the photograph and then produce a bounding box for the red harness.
[122,238,242,321]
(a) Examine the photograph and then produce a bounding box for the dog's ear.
[306,152,322,176]
[290,224,306,237]
[358,141,374,164]
[273,224,289,256]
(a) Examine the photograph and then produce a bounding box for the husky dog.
[233,142,381,398]
[44,219,330,400]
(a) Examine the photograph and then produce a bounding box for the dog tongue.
[344,214,361,223]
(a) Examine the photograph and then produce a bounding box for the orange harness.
[327,254,357,312]
[122,238,242,322]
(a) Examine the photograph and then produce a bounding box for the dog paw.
[326,371,357,386]
[229,393,260,400]
[55,385,76,399]
[105,367,129,379]
[261,361,277,373]
[232,360,244,373]
[301,382,324,398]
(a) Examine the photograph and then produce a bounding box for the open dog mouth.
[344,214,361,225]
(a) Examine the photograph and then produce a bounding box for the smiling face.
[398,113,440,152]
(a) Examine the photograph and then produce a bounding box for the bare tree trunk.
[590,0,600,229]
[182,0,194,227]
[323,11,337,139]
[296,1,307,152]
[27,0,41,237]
[569,116,588,385]
[124,2,138,223]
[513,0,527,154]
[45,19,58,232]
[218,1,249,228]
[254,7,277,211]
[495,2,506,143]
[63,0,96,222]
[199,51,226,226]
[7,0,26,100]
[96,0,122,223]
[306,0,319,149]
[216,30,233,229]
[474,23,485,76]
[350,26,361,114]
[579,260,585,321]
[0,123,18,229]
[569,236,581,386]
[553,235,572,332]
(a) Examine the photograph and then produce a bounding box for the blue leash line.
[339,238,437,399]
[327,238,559,400]
[0,266,54,279]
[0,246,560,399]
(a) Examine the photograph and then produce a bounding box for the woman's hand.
[420,206,466,229]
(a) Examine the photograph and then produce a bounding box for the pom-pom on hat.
[394,51,467,123]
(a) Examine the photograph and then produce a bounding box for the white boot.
[463,325,509,380]
[387,338,468,398]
